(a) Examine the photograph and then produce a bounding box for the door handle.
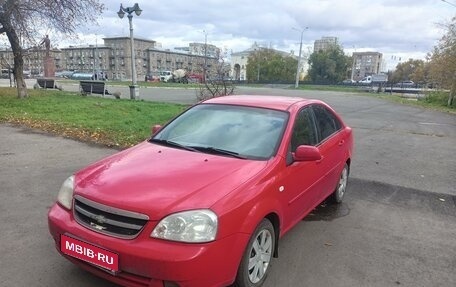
[338,140,345,146]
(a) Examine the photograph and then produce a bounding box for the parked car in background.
[0,68,12,79]
[48,95,353,287]
[145,72,160,82]
[187,73,204,83]
[342,79,356,84]
[55,71,75,79]
[358,76,372,84]
[396,80,415,87]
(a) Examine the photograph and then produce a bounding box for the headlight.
[57,175,74,210]
[151,209,218,243]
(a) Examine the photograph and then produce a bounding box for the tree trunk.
[448,72,456,107]
[2,17,28,98]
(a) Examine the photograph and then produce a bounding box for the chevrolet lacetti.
[48,95,353,287]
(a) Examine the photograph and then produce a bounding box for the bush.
[196,80,235,102]
[420,91,454,108]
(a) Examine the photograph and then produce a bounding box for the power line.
[441,0,456,8]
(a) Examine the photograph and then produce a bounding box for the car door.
[278,107,326,232]
[311,104,346,200]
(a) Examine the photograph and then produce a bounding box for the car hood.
[74,142,269,220]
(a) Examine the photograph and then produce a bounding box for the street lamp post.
[117,3,142,100]
[202,30,208,83]
[294,27,308,89]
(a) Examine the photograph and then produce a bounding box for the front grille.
[73,195,149,239]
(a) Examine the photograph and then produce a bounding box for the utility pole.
[293,27,308,89]
[203,30,208,83]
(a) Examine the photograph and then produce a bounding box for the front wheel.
[234,219,275,287]
[330,163,349,203]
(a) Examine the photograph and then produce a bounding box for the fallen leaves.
[2,116,130,149]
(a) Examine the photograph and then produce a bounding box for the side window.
[312,105,342,142]
[290,107,318,151]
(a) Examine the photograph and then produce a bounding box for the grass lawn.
[55,78,200,89]
[1,86,453,149]
[376,91,455,114]
[0,88,186,148]
[296,84,364,93]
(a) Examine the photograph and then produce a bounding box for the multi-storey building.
[175,43,220,58]
[0,37,219,81]
[0,47,62,76]
[103,37,156,80]
[147,48,212,76]
[351,51,383,81]
[313,36,338,52]
[61,45,111,76]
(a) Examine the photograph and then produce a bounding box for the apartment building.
[0,36,219,81]
[61,45,111,76]
[175,43,220,58]
[313,36,338,52]
[351,51,383,81]
[0,47,62,76]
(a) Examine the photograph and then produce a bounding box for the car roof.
[202,95,312,111]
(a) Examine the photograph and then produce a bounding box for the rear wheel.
[330,163,349,203]
[235,219,275,287]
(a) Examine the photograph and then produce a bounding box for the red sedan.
[48,95,353,287]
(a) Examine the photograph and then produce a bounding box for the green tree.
[308,46,350,84]
[246,49,297,83]
[0,0,104,99]
[428,16,456,106]
[391,59,427,84]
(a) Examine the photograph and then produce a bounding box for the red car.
[48,95,353,287]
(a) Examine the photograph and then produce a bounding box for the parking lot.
[1,86,455,286]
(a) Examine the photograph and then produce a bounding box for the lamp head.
[133,3,142,16]
[117,4,125,19]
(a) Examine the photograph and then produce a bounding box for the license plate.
[60,234,119,272]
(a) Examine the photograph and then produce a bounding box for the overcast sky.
[8,0,456,70]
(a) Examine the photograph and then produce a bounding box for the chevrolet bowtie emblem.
[94,214,107,224]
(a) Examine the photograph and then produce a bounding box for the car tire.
[330,163,349,203]
[234,219,275,287]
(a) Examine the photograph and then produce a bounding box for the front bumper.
[48,203,250,287]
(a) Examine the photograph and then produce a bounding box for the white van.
[359,76,372,84]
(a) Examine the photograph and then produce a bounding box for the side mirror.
[151,124,162,136]
[293,145,322,162]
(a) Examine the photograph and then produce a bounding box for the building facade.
[0,37,219,81]
[147,48,212,76]
[313,36,338,52]
[103,37,156,80]
[175,43,220,58]
[351,51,383,81]
[61,45,111,77]
[230,43,298,81]
[230,48,251,81]
[0,47,62,77]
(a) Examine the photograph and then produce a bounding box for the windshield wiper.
[149,138,198,152]
[190,146,247,159]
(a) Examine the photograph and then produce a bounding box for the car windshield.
[151,104,289,160]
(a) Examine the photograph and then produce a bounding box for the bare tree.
[0,0,104,98]
[197,48,235,101]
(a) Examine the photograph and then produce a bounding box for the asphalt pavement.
[1,82,455,286]
[3,78,455,195]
